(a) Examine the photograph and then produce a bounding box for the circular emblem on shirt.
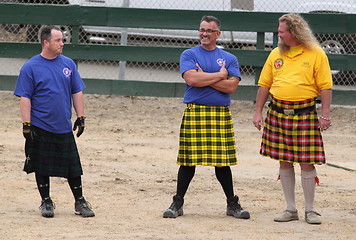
[63,68,72,77]
[217,58,225,66]
[274,58,283,69]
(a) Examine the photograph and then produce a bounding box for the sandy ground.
[0,90,355,240]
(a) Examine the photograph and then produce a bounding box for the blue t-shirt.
[14,54,86,134]
[180,45,241,106]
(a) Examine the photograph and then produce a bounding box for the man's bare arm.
[210,77,239,94]
[183,62,228,87]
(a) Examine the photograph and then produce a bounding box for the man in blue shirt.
[163,16,250,219]
[14,26,94,218]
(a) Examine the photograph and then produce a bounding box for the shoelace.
[306,211,321,216]
[40,201,56,210]
[79,201,92,210]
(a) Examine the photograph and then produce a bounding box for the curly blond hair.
[278,13,320,53]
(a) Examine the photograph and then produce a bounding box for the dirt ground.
[0,90,355,240]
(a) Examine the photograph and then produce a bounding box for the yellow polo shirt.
[258,45,332,101]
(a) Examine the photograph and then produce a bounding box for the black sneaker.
[163,195,184,218]
[226,195,250,219]
[75,197,95,218]
[39,198,55,218]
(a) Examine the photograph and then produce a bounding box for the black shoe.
[226,195,250,219]
[75,197,95,218]
[39,198,55,218]
[163,195,184,218]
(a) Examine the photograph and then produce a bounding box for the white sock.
[301,168,317,212]
[279,167,296,212]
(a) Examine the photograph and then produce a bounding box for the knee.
[279,161,293,169]
[300,164,315,172]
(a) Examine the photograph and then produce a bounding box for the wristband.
[23,122,31,133]
[319,115,331,121]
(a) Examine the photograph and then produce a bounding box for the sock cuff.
[301,168,317,178]
[279,167,295,177]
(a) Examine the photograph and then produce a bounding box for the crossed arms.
[183,62,240,94]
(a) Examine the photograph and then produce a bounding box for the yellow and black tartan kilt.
[261,96,326,164]
[177,103,237,166]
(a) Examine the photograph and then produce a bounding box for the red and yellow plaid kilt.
[261,96,326,164]
[177,104,237,166]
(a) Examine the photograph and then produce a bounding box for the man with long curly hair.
[253,13,332,224]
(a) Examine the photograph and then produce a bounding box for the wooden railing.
[1,4,356,104]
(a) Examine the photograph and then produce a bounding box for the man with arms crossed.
[163,16,250,219]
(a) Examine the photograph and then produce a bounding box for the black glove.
[23,122,36,141]
[73,116,85,137]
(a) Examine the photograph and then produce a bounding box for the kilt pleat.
[24,126,83,178]
[177,104,237,166]
[261,96,326,164]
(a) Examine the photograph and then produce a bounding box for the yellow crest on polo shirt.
[274,58,283,69]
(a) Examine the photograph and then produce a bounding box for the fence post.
[255,32,265,84]
[72,25,79,66]
[118,0,130,80]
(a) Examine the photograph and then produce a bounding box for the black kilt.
[24,126,83,178]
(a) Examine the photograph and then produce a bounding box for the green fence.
[1,4,356,105]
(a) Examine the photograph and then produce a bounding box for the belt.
[269,103,316,116]
[187,103,201,108]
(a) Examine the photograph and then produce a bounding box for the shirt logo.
[63,68,72,77]
[217,58,225,66]
[302,62,310,67]
[274,58,283,69]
